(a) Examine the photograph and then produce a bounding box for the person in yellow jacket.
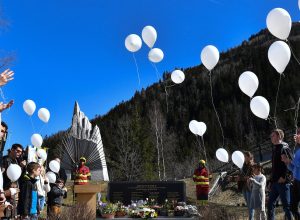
[193,160,210,205]
[74,157,91,185]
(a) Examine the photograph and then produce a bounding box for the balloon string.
[287,40,300,66]
[151,62,161,81]
[132,53,141,86]
[29,116,36,133]
[200,135,209,172]
[273,74,282,129]
[152,63,169,113]
[0,88,6,102]
[294,98,300,153]
[39,123,47,134]
[209,71,225,147]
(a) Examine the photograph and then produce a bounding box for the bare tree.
[112,114,143,180]
[149,103,162,180]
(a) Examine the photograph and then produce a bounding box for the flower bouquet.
[98,203,117,219]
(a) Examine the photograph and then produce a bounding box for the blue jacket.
[288,146,300,181]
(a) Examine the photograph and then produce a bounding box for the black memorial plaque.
[108,181,186,205]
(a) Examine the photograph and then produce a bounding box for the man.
[74,157,91,185]
[281,130,300,220]
[2,144,26,190]
[267,129,292,220]
[193,160,209,205]
[0,122,8,160]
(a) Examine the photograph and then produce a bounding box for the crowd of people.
[0,69,71,219]
[0,136,68,219]
[236,129,300,220]
[193,128,300,220]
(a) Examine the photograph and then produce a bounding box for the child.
[18,162,41,220]
[3,182,19,219]
[47,178,67,218]
[249,163,266,220]
[36,166,50,212]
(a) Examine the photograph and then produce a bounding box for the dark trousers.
[291,179,300,220]
[267,182,292,220]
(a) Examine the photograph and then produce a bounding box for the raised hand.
[0,100,14,112]
[0,69,14,86]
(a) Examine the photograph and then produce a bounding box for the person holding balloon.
[2,144,26,191]
[267,129,292,220]
[36,166,50,213]
[18,162,41,220]
[237,151,254,219]
[47,178,67,219]
[281,130,300,220]
[193,159,209,205]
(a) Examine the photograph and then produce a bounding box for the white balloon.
[250,96,270,120]
[238,71,259,98]
[299,0,300,10]
[142,26,157,48]
[232,151,245,169]
[201,45,219,71]
[38,108,50,123]
[46,171,56,184]
[196,122,207,136]
[49,160,60,173]
[23,100,36,116]
[7,164,22,182]
[266,8,291,40]
[37,148,47,161]
[189,120,199,135]
[268,41,291,74]
[31,134,43,148]
[171,70,185,84]
[125,34,142,53]
[148,48,164,63]
[216,148,229,163]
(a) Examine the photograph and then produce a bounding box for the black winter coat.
[17,175,39,216]
[47,185,66,206]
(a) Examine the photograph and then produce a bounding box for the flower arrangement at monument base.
[129,207,158,219]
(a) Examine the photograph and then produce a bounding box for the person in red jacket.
[74,157,91,185]
[193,159,209,205]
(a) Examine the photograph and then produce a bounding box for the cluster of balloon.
[266,8,292,125]
[266,8,292,73]
[215,148,245,169]
[189,120,207,136]
[7,164,22,182]
[142,26,164,63]
[45,160,60,184]
[125,26,164,84]
[23,100,50,148]
[189,120,209,167]
[238,71,270,120]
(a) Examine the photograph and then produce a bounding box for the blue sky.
[0,0,299,151]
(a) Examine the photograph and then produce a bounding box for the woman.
[36,165,50,212]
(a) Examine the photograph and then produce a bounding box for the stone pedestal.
[74,184,101,218]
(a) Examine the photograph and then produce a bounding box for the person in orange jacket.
[74,157,91,185]
[193,160,209,205]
